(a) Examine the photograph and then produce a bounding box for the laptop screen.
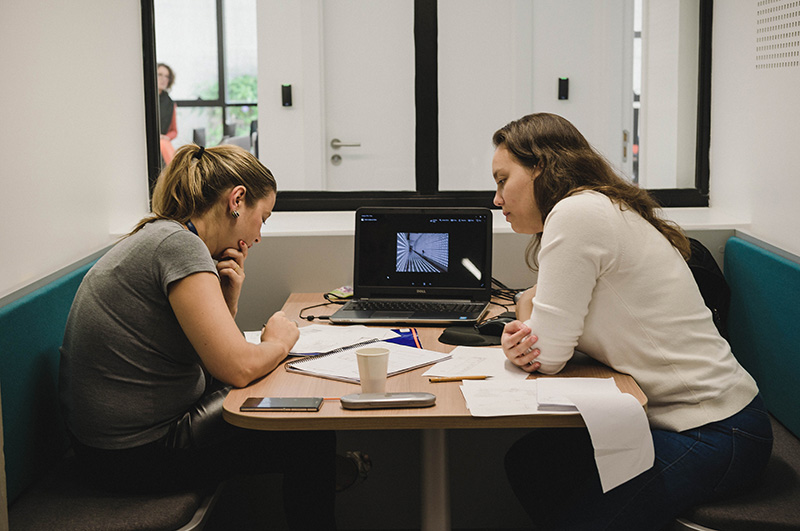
[353,207,493,300]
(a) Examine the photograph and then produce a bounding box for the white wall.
[0,0,150,300]
[709,3,800,257]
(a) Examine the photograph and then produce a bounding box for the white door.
[320,0,416,191]
[256,0,414,192]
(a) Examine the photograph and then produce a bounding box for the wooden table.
[223,293,647,530]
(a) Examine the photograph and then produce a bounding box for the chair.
[673,237,800,530]
[219,134,251,151]
[250,119,258,157]
[1,263,225,530]
[8,453,225,530]
[672,416,800,531]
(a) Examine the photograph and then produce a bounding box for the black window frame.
[142,0,712,210]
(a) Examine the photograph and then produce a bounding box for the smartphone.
[340,392,436,410]
[240,397,324,412]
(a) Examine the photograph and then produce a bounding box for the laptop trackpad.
[373,311,414,319]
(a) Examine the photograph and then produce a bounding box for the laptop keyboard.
[350,300,485,313]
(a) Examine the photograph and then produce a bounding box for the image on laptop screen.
[354,208,491,300]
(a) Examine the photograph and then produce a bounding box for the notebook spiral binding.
[291,338,382,363]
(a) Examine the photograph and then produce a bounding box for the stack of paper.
[536,377,618,411]
[460,376,655,493]
[459,379,540,417]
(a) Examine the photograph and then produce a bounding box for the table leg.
[421,428,450,531]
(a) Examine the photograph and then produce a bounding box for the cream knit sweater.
[527,191,758,432]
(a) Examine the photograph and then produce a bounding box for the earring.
[231,210,240,218]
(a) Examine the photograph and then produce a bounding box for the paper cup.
[356,347,390,394]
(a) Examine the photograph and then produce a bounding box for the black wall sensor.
[558,77,569,100]
[282,84,292,107]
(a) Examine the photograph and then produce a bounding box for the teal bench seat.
[1,261,221,530]
[676,236,800,530]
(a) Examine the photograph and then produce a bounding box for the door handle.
[330,138,361,149]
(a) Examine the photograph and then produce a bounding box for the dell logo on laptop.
[416,289,427,294]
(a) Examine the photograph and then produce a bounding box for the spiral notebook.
[284,340,451,384]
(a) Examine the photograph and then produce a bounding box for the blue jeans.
[504,395,773,530]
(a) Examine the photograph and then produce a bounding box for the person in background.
[59,144,336,530]
[492,113,772,530]
[157,62,178,165]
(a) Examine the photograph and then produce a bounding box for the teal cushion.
[724,237,800,439]
[0,261,95,503]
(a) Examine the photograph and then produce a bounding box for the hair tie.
[193,146,205,160]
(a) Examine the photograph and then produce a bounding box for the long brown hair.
[131,144,277,235]
[493,113,689,269]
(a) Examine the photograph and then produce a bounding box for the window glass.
[437,0,532,191]
[228,105,258,138]
[254,0,416,192]
[146,0,710,207]
[224,0,258,105]
[154,0,219,101]
[632,0,643,182]
[438,0,635,191]
[154,0,258,161]
[174,106,224,148]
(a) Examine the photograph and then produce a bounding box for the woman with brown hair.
[60,144,336,529]
[493,113,771,530]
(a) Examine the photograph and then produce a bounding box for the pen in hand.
[429,376,489,383]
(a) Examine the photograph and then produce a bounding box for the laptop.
[329,207,493,325]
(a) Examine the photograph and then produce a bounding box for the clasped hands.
[501,320,541,373]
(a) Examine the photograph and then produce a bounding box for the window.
[150,0,258,186]
[142,0,712,209]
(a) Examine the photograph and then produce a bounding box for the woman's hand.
[260,311,300,354]
[501,320,541,372]
[217,240,248,317]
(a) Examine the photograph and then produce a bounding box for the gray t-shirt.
[59,220,218,449]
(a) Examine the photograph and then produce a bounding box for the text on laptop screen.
[356,210,490,290]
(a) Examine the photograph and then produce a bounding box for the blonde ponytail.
[131,144,276,235]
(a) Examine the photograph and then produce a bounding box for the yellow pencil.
[428,376,488,383]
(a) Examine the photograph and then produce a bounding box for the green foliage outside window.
[190,74,258,145]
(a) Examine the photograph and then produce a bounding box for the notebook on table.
[329,207,493,325]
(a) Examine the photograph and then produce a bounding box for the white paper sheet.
[422,346,530,380]
[459,379,540,416]
[570,392,654,493]
[461,376,654,492]
[536,377,619,411]
[244,324,399,355]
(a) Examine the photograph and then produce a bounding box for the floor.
[204,474,526,530]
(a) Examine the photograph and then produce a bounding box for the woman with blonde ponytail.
[59,144,336,529]
[492,114,770,530]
